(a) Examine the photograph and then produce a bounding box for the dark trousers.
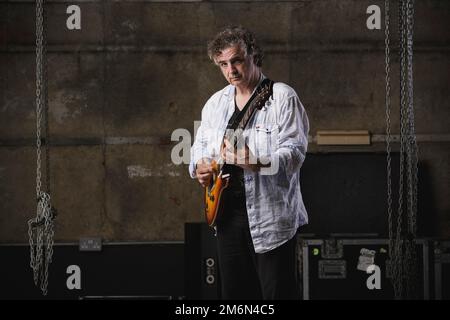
[215,185,299,300]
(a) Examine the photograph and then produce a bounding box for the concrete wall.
[0,0,448,243]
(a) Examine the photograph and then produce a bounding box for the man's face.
[215,44,257,88]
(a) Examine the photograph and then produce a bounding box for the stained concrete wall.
[0,0,448,243]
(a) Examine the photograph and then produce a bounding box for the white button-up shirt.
[189,75,309,253]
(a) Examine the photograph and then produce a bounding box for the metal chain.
[396,0,409,299]
[35,0,43,199]
[43,0,51,196]
[404,0,419,299]
[385,0,394,267]
[384,0,402,298]
[395,0,408,299]
[386,0,418,300]
[28,0,55,296]
[29,0,43,288]
[406,0,418,237]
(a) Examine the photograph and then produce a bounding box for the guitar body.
[205,163,230,227]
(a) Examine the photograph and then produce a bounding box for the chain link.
[35,0,43,199]
[28,0,55,296]
[405,0,419,299]
[386,0,419,300]
[395,0,408,298]
[384,0,398,296]
[384,0,392,257]
[43,0,51,196]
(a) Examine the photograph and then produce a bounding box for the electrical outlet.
[79,237,102,252]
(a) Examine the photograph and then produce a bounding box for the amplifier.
[300,153,401,236]
[299,238,430,300]
[0,242,184,299]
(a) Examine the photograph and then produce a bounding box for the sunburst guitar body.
[204,160,230,227]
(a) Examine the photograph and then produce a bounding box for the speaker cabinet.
[185,223,220,300]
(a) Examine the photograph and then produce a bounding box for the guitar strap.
[226,78,274,131]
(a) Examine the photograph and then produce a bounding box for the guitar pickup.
[222,174,231,179]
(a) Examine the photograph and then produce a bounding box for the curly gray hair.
[207,25,264,67]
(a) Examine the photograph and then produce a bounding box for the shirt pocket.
[254,124,279,157]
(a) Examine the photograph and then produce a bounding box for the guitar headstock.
[254,83,273,110]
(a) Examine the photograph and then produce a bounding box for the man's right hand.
[195,158,214,188]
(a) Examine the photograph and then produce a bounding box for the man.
[189,26,309,300]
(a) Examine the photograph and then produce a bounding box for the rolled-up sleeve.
[261,94,309,176]
[189,101,213,179]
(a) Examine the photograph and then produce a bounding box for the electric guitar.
[204,80,274,227]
